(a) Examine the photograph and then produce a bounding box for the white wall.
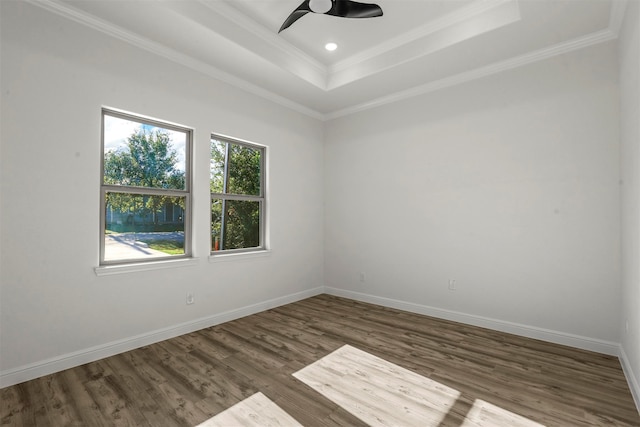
[0,0,634,396]
[325,42,622,348]
[619,0,640,409]
[0,2,324,384]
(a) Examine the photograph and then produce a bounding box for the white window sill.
[208,249,272,263]
[95,257,199,276]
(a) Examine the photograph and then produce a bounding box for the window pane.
[104,192,185,261]
[210,139,261,196]
[228,144,261,196]
[104,114,187,190]
[211,199,260,251]
[210,140,226,194]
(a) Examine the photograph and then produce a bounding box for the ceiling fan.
[279,0,383,33]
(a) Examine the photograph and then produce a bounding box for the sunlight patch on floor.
[195,392,302,427]
[461,399,545,427]
[293,344,461,426]
[294,344,546,427]
[197,344,546,427]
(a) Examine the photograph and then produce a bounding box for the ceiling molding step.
[24,0,325,121]
[196,0,326,73]
[22,0,626,122]
[187,0,328,89]
[608,0,629,36]
[325,28,618,120]
[329,0,518,75]
[326,0,521,91]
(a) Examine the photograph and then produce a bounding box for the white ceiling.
[30,0,626,120]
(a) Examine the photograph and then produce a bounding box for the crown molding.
[192,0,328,89]
[326,28,618,120]
[194,0,521,92]
[326,0,521,91]
[326,0,625,119]
[609,0,629,36]
[24,0,325,120]
[196,0,326,74]
[23,0,628,121]
[329,0,517,75]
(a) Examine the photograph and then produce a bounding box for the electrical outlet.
[186,292,195,305]
[360,272,366,282]
[448,279,456,291]
[626,319,629,334]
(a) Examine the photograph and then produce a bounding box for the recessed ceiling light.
[325,42,338,52]
[309,0,332,14]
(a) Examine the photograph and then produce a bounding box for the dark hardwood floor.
[2,294,639,426]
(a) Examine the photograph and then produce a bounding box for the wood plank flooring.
[1,294,639,426]
[197,392,303,427]
[293,344,470,426]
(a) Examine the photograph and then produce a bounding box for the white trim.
[329,0,518,75]
[24,0,325,121]
[195,0,327,78]
[326,0,521,91]
[619,345,640,414]
[326,29,618,120]
[0,286,324,388]
[25,0,625,123]
[1,286,633,394]
[324,287,620,356]
[94,257,199,276]
[24,0,628,121]
[609,0,629,37]
[208,249,272,263]
[325,287,640,411]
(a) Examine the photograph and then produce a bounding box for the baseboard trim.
[324,287,620,356]
[1,286,628,391]
[0,286,324,389]
[620,345,640,414]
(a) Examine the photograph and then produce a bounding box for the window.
[100,109,192,264]
[210,135,265,254]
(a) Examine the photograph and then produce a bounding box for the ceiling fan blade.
[328,0,383,19]
[278,0,311,33]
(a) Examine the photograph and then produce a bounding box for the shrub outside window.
[210,135,265,254]
[100,109,192,264]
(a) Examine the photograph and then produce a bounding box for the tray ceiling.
[28,0,626,119]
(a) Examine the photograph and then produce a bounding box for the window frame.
[99,108,193,266]
[210,133,266,255]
